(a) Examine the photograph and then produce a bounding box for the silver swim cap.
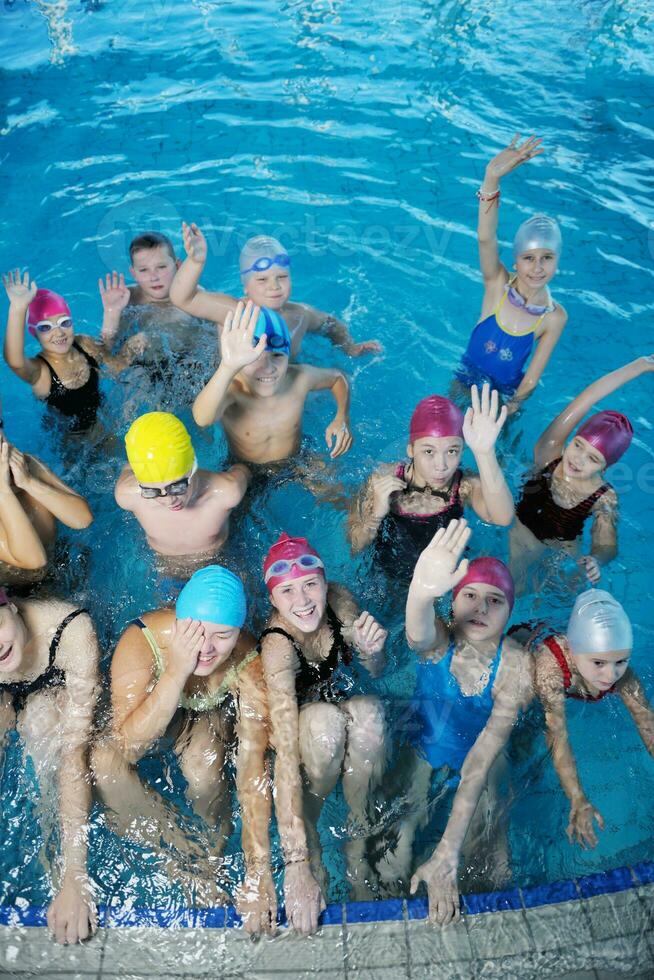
[239,235,290,282]
[566,589,633,656]
[513,214,562,259]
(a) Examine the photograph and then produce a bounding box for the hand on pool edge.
[47,873,97,945]
[236,868,278,937]
[283,860,326,935]
[410,849,461,927]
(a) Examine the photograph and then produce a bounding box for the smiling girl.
[510,354,654,593]
[455,135,567,413]
[3,271,144,432]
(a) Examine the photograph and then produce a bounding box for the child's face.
[244,267,292,309]
[0,605,26,675]
[562,436,606,481]
[240,350,289,396]
[453,583,510,644]
[192,622,240,676]
[271,574,327,634]
[130,246,178,302]
[514,248,558,290]
[35,315,75,355]
[572,648,631,692]
[408,436,463,488]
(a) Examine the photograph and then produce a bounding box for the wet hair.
[129,232,176,262]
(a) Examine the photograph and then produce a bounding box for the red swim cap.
[409,396,464,443]
[263,532,325,594]
[576,411,633,467]
[453,557,515,613]
[27,289,71,327]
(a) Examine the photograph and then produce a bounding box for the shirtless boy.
[115,411,249,561]
[192,301,353,464]
[169,221,381,358]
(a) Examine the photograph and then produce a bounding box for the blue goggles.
[241,254,291,276]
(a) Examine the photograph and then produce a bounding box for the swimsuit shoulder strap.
[258,626,303,657]
[73,339,99,369]
[543,635,572,689]
[450,468,463,501]
[36,353,58,381]
[216,649,260,700]
[325,604,352,664]
[131,617,165,680]
[49,608,89,665]
[395,463,406,479]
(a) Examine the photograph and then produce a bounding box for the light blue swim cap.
[176,566,247,629]
[239,235,290,282]
[254,307,291,357]
[513,214,562,259]
[566,589,632,656]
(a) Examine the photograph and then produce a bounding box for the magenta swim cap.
[27,289,71,331]
[453,557,515,613]
[576,411,633,467]
[410,396,464,442]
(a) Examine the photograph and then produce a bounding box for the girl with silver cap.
[510,353,654,595]
[533,589,654,849]
[455,135,568,413]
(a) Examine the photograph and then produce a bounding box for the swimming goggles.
[139,461,198,499]
[241,254,291,276]
[264,554,324,583]
[34,316,74,334]
[507,285,554,316]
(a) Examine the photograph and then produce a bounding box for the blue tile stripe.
[0,863,648,929]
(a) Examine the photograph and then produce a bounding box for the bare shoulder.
[549,302,568,326]
[592,485,618,513]
[458,470,478,500]
[111,610,170,678]
[534,635,566,703]
[115,464,139,507]
[498,635,533,703]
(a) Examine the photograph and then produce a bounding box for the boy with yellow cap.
[115,411,250,563]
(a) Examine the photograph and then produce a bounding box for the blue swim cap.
[254,307,291,357]
[176,566,247,629]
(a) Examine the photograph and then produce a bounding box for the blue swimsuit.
[457,291,547,395]
[410,638,503,774]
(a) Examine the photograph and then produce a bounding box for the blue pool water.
[1,0,653,912]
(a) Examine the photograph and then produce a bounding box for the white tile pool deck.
[0,882,652,980]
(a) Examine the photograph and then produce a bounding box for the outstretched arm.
[462,384,513,526]
[477,136,543,287]
[303,365,352,458]
[534,355,654,469]
[405,519,471,653]
[300,304,382,357]
[10,449,92,530]
[2,270,46,390]
[169,222,238,323]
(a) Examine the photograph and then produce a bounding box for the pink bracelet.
[476,187,501,202]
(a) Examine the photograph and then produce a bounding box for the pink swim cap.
[27,289,71,335]
[576,411,633,467]
[263,532,325,594]
[409,396,464,443]
[0,588,9,606]
[453,557,515,613]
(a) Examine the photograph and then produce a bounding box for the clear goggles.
[33,315,73,334]
[264,554,324,584]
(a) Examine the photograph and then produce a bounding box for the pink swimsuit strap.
[543,635,615,702]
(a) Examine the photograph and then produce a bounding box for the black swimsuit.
[516,458,610,543]
[38,341,101,432]
[2,609,88,714]
[259,605,353,706]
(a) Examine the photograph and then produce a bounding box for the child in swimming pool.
[380,520,532,925]
[192,300,353,464]
[169,221,382,358]
[510,354,654,594]
[348,384,513,580]
[0,427,92,587]
[0,590,99,944]
[455,136,567,413]
[115,411,250,566]
[534,589,654,849]
[259,533,387,932]
[3,271,145,432]
[92,567,277,935]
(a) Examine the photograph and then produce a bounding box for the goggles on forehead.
[139,460,198,499]
[33,315,74,334]
[264,554,324,584]
[241,254,291,276]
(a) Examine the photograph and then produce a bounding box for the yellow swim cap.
[125,412,195,484]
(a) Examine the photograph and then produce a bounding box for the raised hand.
[325,417,353,458]
[352,612,387,657]
[167,618,205,684]
[221,301,266,372]
[0,437,12,490]
[485,135,543,183]
[345,338,383,357]
[567,797,604,849]
[182,221,208,265]
[98,271,130,314]
[410,846,460,927]
[411,518,471,598]
[463,383,508,456]
[371,472,406,519]
[2,269,37,308]
[8,446,31,490]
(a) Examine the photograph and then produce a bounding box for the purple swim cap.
[453,557,515,613]
[576,411,633,466]
[410,396,464,442]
